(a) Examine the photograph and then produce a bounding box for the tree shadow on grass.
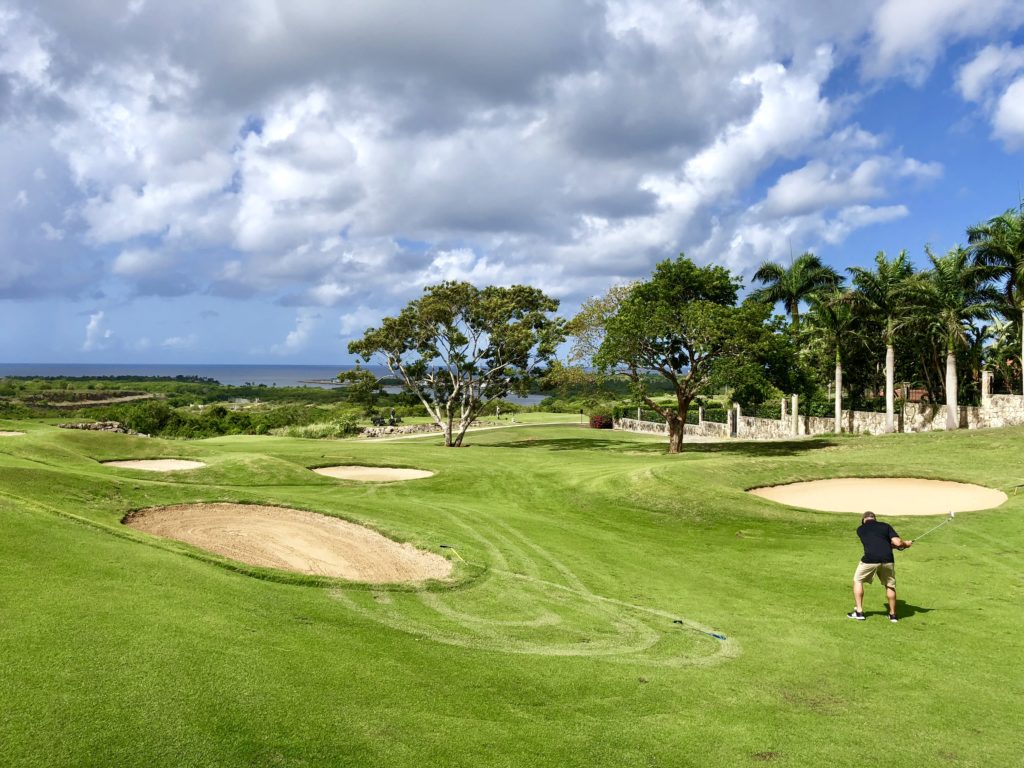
[479,436,835,457]
[684,439,835,457]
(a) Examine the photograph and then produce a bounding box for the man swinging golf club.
[848,511,912,623]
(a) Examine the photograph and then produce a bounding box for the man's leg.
[886,586,896,615]
[853,580,865,613]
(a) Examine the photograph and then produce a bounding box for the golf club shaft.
[912,518,951,541]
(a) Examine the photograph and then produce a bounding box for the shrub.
[589,414,613,429]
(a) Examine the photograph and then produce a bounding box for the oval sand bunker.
[124,503,452,583]
[749,477,1007,515]
[313,465,434,482]
[103,459,206,472]
[0,431,25,437]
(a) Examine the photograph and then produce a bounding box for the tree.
[848,250,916,433]
[594,255,780,453]
[749,251,842,330]
[804,290,859,434]
[967,207,1024,395]
[336,364,384,415]
[348,281,563,447]
[922,246,998,430]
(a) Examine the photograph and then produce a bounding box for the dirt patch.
[0,431,25,437]
[749,477,1007,515]
[102,459,206,471]
[124,503,452,583]
[312,465,434,482]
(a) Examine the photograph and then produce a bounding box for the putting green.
[748,477,1008,515]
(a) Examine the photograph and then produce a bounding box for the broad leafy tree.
[922,246,998,429]
[348,282,563,447]
[336,364,384,415]
[968,207,1024,395]
[749,251,842,330]
[848,250,916,433]
[594,255,781,453]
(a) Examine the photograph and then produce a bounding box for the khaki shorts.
[854,561,896,589]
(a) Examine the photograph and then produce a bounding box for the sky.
[1,0,1023,365]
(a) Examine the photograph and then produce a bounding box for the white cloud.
[82,311,112,351]
[339,305,383,338]
[868,0,1024,82]
[271,309,319,355]
[111,248,174,276]
[762,155,941,217]
[957,44,1024,102]
[40,222,64,240]
[993,77,1024,149]
[161,334,197,350]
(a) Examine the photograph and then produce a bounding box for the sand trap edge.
[747,476,1008,516]
[122,502,453,584]
[0,431,26,437]
[102,459,207,472]
[312,465,434,482]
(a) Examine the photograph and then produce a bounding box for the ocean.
[0,363,548,405]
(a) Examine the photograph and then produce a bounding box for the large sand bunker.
[749,477,1007,515]
[102,459,206,471]
[312,465,434,482]
[0,431,25,437]
[124,503,452,583]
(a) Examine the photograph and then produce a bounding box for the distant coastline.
[0,363,547,405]
[0,363,379,388]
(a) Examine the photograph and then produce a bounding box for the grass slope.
[1,422,1022,767]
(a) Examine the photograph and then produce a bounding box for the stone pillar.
[791,394,800,436]
[733,403,742,437]
[637,406,642,420]
[780,397,787,422]
[981,370,992,409]
[728,406,737,438]
[698,405,705,424]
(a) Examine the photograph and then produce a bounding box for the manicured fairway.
[1,421,1023,766]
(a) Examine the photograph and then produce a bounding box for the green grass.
[1,420,1022,766]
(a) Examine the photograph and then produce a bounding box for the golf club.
[909,510,955,543]
[672,619,727,641]
[438,543,466,562]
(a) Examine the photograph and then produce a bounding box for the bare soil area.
[102,459,207,471]
[124,503,452,583]
[313,465,434,482]
[748,477,1007,515]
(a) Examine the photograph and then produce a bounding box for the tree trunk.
[444,409,455,447]
[667,416,684,453]
[834,352,842,435]
[1020,308,1023,397]
[945,348,958,430]
[885,342,895,433]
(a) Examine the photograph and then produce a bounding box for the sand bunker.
[0,431,25,437]
[124,503,452,583]
[102,459,207,472]
[312,465,434,482]
[749,477,1007,515]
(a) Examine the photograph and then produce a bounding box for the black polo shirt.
[857,520,899,563]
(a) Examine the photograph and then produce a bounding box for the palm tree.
[749,252,842,330]
[848,250,916,433]
[967,207,1024,395]
[923,246,998,430]
[804,290,859,433]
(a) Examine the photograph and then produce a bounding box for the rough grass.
[1,420,1023,767]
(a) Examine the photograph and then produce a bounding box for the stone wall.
[616,392,1024,441]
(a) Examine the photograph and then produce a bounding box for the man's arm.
[891,536,913,550]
